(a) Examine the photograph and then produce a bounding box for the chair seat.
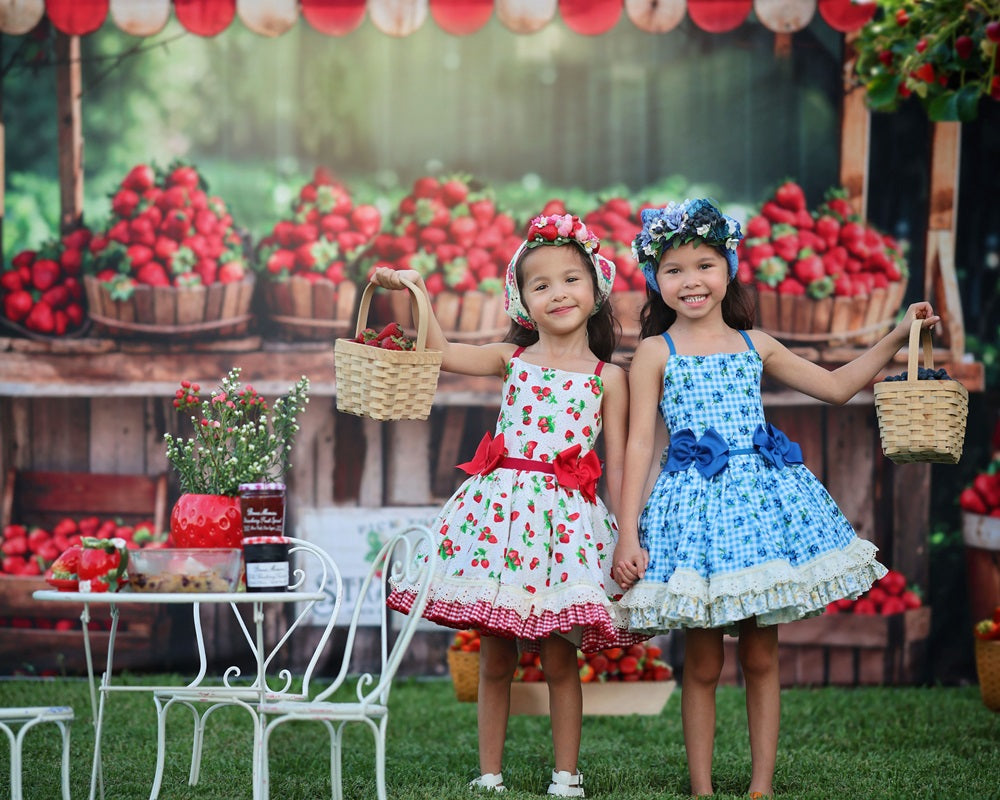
[261,701,389,720]
[0,705,75,800]
[0,706,74,723]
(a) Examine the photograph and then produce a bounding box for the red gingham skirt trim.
[387,590,647,653]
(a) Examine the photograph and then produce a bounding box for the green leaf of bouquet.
[955,84,981,123]
[926,91,959,122]
[866,73,901,109]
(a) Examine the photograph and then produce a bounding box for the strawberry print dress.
[388,348,644,652]
[618,330,887,632]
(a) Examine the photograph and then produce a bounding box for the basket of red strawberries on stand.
[83,161,254,340]
[368,175,522,343]
[738,182,908,347]
[256,168,382,341]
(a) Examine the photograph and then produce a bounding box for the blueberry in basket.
[881,367,953,382]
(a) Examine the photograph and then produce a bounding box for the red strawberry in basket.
[77,537,127,592]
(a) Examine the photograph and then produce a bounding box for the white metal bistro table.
[33,588,326,800]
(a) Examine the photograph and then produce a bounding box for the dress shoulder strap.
[661,332,676,355]
[594,361,605,376]
[511,346,526,358]
[737,330,755,351]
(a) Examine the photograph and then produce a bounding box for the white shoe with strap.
[547,769,585,797]
[469,772,506,792]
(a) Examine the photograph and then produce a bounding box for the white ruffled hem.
[618,537,887,631]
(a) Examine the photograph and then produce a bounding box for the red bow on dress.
[456,432,507,476]
[553,444,601,504]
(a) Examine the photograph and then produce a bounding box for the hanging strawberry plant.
[855,0,1000,122]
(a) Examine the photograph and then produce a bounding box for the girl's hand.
[371,266,423,291]
[612,541,648,591]
[896,301,941,338]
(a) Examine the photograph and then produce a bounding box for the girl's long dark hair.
[638,247,756,339]
[503,245,621,362]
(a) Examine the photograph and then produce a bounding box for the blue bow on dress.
[752,423,804,469]
[664,428,731,479]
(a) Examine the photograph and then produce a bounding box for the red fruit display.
[449,630,673,682]
[372,174,520,296]
[0,228,91,336]
[959,458,1000,517]
[87,161,249,298]
[823,568,923,616]
[739,183,908,300]
[582,197,648,293]
[257,167,381,285]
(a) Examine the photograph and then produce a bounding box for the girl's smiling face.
[519,245,597,333]
[655,242,729,319]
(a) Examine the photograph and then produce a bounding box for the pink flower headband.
[504,214,615,330]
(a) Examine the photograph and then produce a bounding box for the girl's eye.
[532,283,547,292]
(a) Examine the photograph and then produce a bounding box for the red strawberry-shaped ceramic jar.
[170,494,244,549]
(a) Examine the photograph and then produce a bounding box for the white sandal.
[469,772,506,793]
[547,769,585,797]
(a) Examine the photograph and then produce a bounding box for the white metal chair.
[149,537,343,800]
[259,525,435,800]
[0,705,74,800]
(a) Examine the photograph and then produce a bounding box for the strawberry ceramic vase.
[170,494,244,549]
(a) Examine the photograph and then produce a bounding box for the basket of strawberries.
[447,629,481,702]
[256,168,381,341]
[333,276,442,421]
[83,161,254,340]
[738,183,908,347]
[974,606,1000,712]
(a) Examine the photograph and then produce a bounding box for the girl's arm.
[597,362,628,516]
[752,302,941,405]
[370,267,512,378]
[612,335,668,587]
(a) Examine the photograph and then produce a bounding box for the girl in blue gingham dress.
[611,198,939,799]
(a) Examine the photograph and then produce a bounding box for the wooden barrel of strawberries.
[256,168,381,341]
[737,182,908,347]
[83,161,255,340]
[368,174,523,343]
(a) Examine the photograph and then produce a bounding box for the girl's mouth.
[681,295,708,305]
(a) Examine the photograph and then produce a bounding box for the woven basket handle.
[905,318,934,383]
[354,276,433,353]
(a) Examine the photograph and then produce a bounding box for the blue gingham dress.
[618,330,886,632]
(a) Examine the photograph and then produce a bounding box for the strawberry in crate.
[0,227,92,338]
[737,182,909,345]
[823,568,922,616]
[256,167,382,340]
[368,174,522,342]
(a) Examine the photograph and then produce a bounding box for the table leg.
[79,602,104,800]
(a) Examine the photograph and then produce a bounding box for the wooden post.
[923,122,965,360]
[54,32,84,233]
[838,32,870,218]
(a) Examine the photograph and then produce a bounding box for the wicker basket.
[84,274,255,339]
[873,320,968,464]
[447,648,479,702]
[975,638,1000,712]
[334,276,442,421]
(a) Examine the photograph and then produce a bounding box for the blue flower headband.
[632,198,743,291]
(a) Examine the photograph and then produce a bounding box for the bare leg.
[682,627,724,797]
[478,635,518,776]
[539,636,583,774]
[738,619,779,798]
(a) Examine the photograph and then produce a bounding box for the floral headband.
[632,198,743,290]
[504,214,615,330]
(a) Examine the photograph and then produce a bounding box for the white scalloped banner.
[624,0,685,34]
[109,0,170,37]
[238,0,298,36]
[368,0,428,37]
[754,0,815,33]
[0,0,876,36]
[0,0,44,35]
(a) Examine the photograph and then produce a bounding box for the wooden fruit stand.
[0,3,988,683]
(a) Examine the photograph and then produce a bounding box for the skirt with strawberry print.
[388,353,645,653]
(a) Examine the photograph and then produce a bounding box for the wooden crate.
[0,469,170,675]
[719,607,932,687]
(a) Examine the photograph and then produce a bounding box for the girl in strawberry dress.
[378,213,642,798]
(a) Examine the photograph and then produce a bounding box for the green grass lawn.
[0,676,996,799]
